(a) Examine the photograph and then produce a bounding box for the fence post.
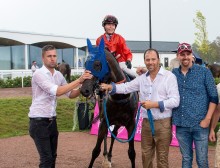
[0,72,2,79]
[21,72,24,88]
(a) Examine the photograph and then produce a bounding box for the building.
[127,41,179,68]
[0,30,178,79]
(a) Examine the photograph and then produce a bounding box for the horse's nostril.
[81,89,91,97]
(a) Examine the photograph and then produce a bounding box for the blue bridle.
[85,38,109,81]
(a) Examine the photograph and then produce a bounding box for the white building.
[126,41,178,68]
[0,30,179,79]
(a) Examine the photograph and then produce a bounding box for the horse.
[208,63,220,78]
[210,64,220,78]
[57,63,71,83]
[80,38,139,168]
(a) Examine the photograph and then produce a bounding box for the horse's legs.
[126,123,136,168]
[103,135,107,157]
[107,126,120,162]
[67,69,71,83]
[88,120,108,168]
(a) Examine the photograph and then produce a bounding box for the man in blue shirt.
[172,43,219,168]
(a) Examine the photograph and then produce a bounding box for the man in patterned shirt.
[172,43,219,168]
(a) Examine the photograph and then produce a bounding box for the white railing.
[0,68,85,88]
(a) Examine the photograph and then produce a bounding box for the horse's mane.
[104,49,126,84]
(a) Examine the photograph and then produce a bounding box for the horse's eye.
[93,60,102,71]
[87,55,92,61]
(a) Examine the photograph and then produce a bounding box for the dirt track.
[0,87,216,168]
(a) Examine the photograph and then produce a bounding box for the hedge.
[0,75,81,88]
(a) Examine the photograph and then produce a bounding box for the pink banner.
[90,102,179,146]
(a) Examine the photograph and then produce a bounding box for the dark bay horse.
[208,64,220,78]
[80,39,139,168]
[57,63,71,83]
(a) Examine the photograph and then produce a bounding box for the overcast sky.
[0,0,219,44]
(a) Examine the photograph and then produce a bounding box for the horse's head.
[80,38,125,98]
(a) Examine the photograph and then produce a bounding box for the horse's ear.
[99,37,105,54]
[87,38,93,53]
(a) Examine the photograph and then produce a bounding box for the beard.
[45,62,56,69]
[181,59,190,65]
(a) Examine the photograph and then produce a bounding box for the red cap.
[177,43,192,54]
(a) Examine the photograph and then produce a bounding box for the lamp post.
[149,0,152,48]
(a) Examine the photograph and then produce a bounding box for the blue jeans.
[176,125,209,168]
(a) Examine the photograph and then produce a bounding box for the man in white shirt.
[100,49,180,168]
[31,61,39,73]
[28,45,92,168]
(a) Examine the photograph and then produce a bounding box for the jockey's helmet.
[102,15,118,27]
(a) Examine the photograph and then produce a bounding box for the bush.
[23,76,32,87]
[1,77,22,88]
[0,77,31,88]
[215,78,220,85]
[71,75,80,82]
[0,75,81,88]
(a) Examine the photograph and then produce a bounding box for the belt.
[145,117,171,122]
[30,116,56,121]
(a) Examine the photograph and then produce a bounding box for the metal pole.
[149,0,152,48]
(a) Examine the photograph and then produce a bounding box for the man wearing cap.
[172,43,219,168]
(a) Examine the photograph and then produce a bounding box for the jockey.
[96,15,138,79]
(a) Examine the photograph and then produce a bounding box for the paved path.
[0,132,216,168]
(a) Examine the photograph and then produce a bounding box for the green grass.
[1,97,220,147]
[0,97,80,138]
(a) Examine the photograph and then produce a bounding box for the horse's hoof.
[102,160,111,168]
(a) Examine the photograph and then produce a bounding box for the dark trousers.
[29,119,59,168]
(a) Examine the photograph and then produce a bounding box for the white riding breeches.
[119,62,138,78]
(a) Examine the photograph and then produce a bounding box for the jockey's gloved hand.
[126,60,132,69]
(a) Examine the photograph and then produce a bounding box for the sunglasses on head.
[178,44,192,50]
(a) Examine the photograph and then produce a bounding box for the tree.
[209,36,220,63]
[193,11,211,63]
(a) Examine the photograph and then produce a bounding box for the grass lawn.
[0,97,80,138]
[0,97,219,147]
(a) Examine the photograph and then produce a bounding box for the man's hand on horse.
[136,67,148,75]
[100,83,112,92]
[78,70,93,84]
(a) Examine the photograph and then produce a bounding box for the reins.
[102,95,141,143]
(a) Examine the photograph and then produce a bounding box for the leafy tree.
[209,36,220,63]
[193,11,211,63]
